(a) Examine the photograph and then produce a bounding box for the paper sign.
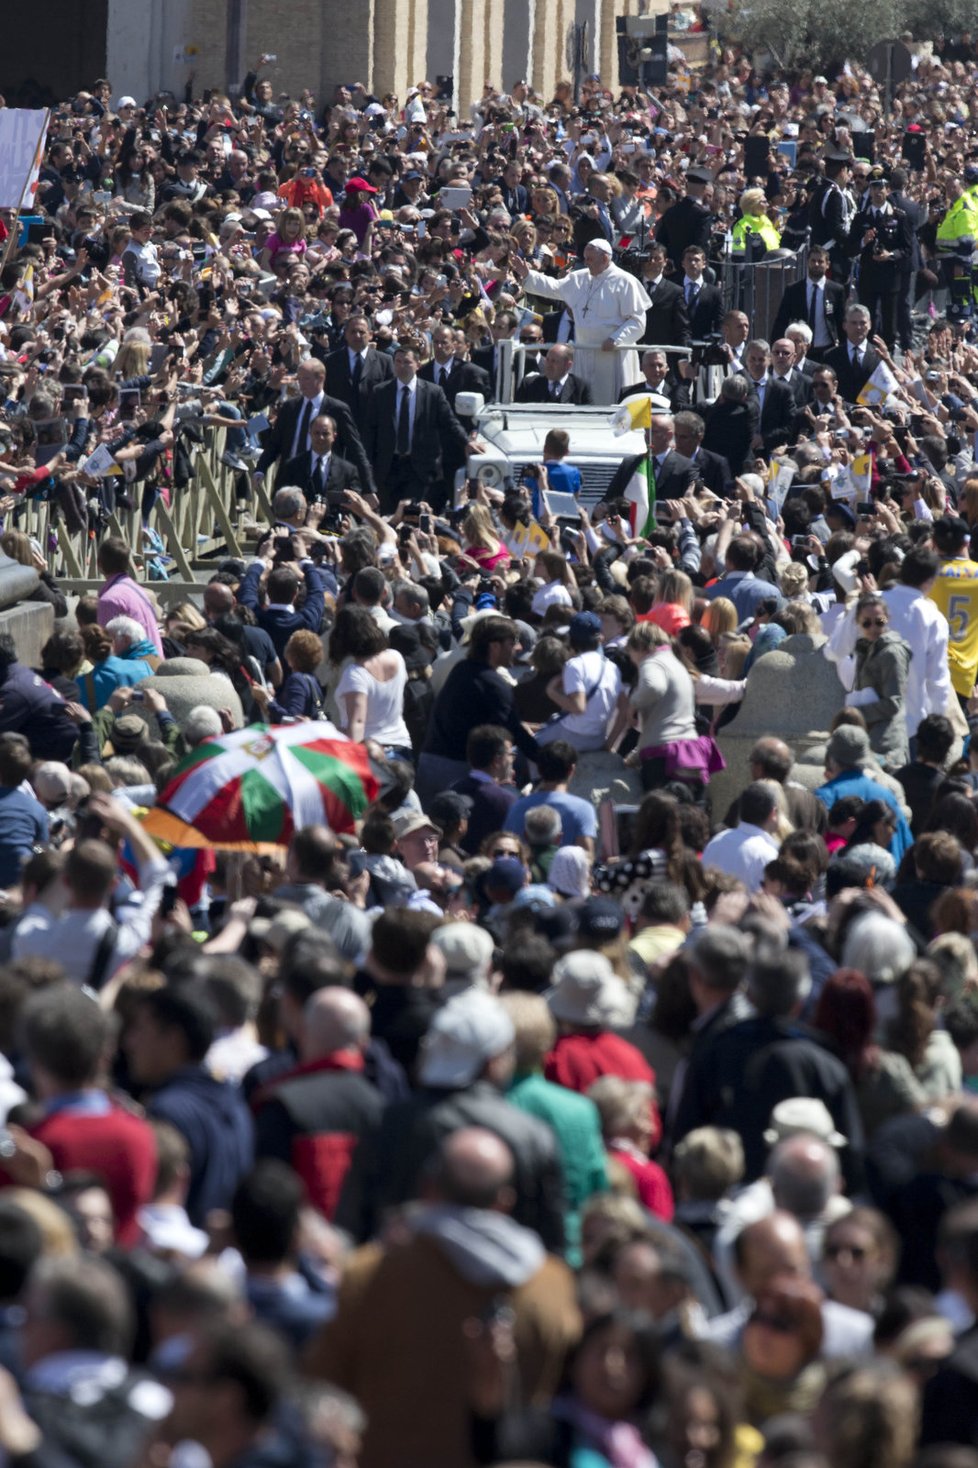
[80,443,121,477]
[0,110,49,210]
[543,489,581,519]
[856,360,900,407]
[767,458,795,512]
[247,413,269,437]
[848,451,873,496]
[510,517,551,558]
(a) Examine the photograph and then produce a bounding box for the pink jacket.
[97,575,164,654]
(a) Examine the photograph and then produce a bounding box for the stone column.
[502,0,532,92]
[374,0,425,98]
[455,0,505,117]
[530,0,571,101]
[320,0,375,99]
[427,0,456,86]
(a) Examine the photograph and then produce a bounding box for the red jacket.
[545,1031,662,1151]
[30,1102,157,1246]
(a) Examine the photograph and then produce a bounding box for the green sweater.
[508,1071,607,1267]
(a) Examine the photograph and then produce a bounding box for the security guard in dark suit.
[847,168,914,350]
[655,167,715,272]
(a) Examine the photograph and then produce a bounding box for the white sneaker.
[221,450,248,472]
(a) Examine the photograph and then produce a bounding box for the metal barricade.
[720,245,809,342]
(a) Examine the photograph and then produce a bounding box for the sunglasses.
[859,618,887,628]
[824,1243,869,1261]
[491,847,520,858]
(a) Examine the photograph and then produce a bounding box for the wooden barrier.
[23,427,265,587]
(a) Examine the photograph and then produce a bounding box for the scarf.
[553,1396,658,1468]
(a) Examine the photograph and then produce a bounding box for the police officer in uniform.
[655,167,715,273]
[808,151,856,284]
[847,168,913,350]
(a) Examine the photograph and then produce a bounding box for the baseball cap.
[392,810,442,842]
[345,176,378,193]
[417,989,515,1087]
[427,791,473,829]
[430,922,495,989]
[825,725,871,770]
[569,610,602,646]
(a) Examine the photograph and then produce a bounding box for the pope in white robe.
[516,240,651,404]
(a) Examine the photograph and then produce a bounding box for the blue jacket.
[146,1065,253,1225]
[814,768,913,864]
[0,664,77,761]
[237,560,328,660]
[79,654,153,711]
[705,570,783,622]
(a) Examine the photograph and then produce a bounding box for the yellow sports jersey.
[930,557,978,697]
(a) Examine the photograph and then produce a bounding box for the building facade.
[2,0,663,116]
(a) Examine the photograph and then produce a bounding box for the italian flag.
[625,455,656,538]
[609,396,656,537]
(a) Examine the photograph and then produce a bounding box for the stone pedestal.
[568,749,643,809]
[0,602,54,671]
[709,633,845,816]
[136,657,246,734]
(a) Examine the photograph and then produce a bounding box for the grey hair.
[392,579,430,615]
[721,374,749,402]
[183,706,223,747]
[846,303,872,323]
[747,338,771,356]
[272,486,308,521]
[105,615,145,649]
[786,321,813,345]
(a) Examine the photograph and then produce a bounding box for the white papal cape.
[522,262,651,404]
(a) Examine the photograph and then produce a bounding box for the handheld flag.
[625,454,656,539]
[610,395,653,435]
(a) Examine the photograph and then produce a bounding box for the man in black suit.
[516,344,593,404]
[495,161,529,217]
[702,374,760,477]
[680,245,724,340]
[770,246,846,358]
[824,304,881,405]
[279,415,361,504]
[619,349,686,413]
[253,356,375,495]
[655,167,714,272]
[673,411,734,497]
[471,309,519,395]
[324,314,394,431]
[808,151,855,283]
[606,412,695,503]
[640,242,690,348]
[742,340,795,454]
[365,345,471,513]
[419,324,492,420]
[770,339,813,408]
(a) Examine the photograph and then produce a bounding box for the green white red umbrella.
[141,720,378,850]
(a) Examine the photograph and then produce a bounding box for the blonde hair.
[740,187,769,215]
[587,1075,653,1140]
[114,338,150,379]
[6,1189,78,1256]
[626,621,671,655]
[701,597,738,640]
[461,503,500,552]
[0,529,32,567]
[779,561,810,599]
[655,570,694,613]
[756,777,794,843]
[165,601,206,631]
[718,632,751,679]
[673,1127,745,1200]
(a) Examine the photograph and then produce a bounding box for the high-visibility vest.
[731,213,781,259]
[936,195,978,257]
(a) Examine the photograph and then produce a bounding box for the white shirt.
[531,580,574,617]
[348,348,367,374]
[559,650,622,737]
[701,822,780,891]
[433,358,455,387]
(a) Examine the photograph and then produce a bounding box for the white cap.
[586,238,614,257]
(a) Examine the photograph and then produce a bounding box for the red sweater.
[609,1144,674,1221]
[544,1032,662,1150]
[30,1105,157,1246]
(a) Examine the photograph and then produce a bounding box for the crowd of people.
[2,19,978,1468]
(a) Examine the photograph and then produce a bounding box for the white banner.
[0,109,49,211]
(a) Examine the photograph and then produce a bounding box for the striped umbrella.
[141,721,378,850]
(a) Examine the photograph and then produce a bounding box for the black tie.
[296,397,314,457]
[313,456,324,497]
[350,355,362,391]
[397,387,411,455]
[808,284,818,330]
[437,366,446,388]
[686,281,698,307]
